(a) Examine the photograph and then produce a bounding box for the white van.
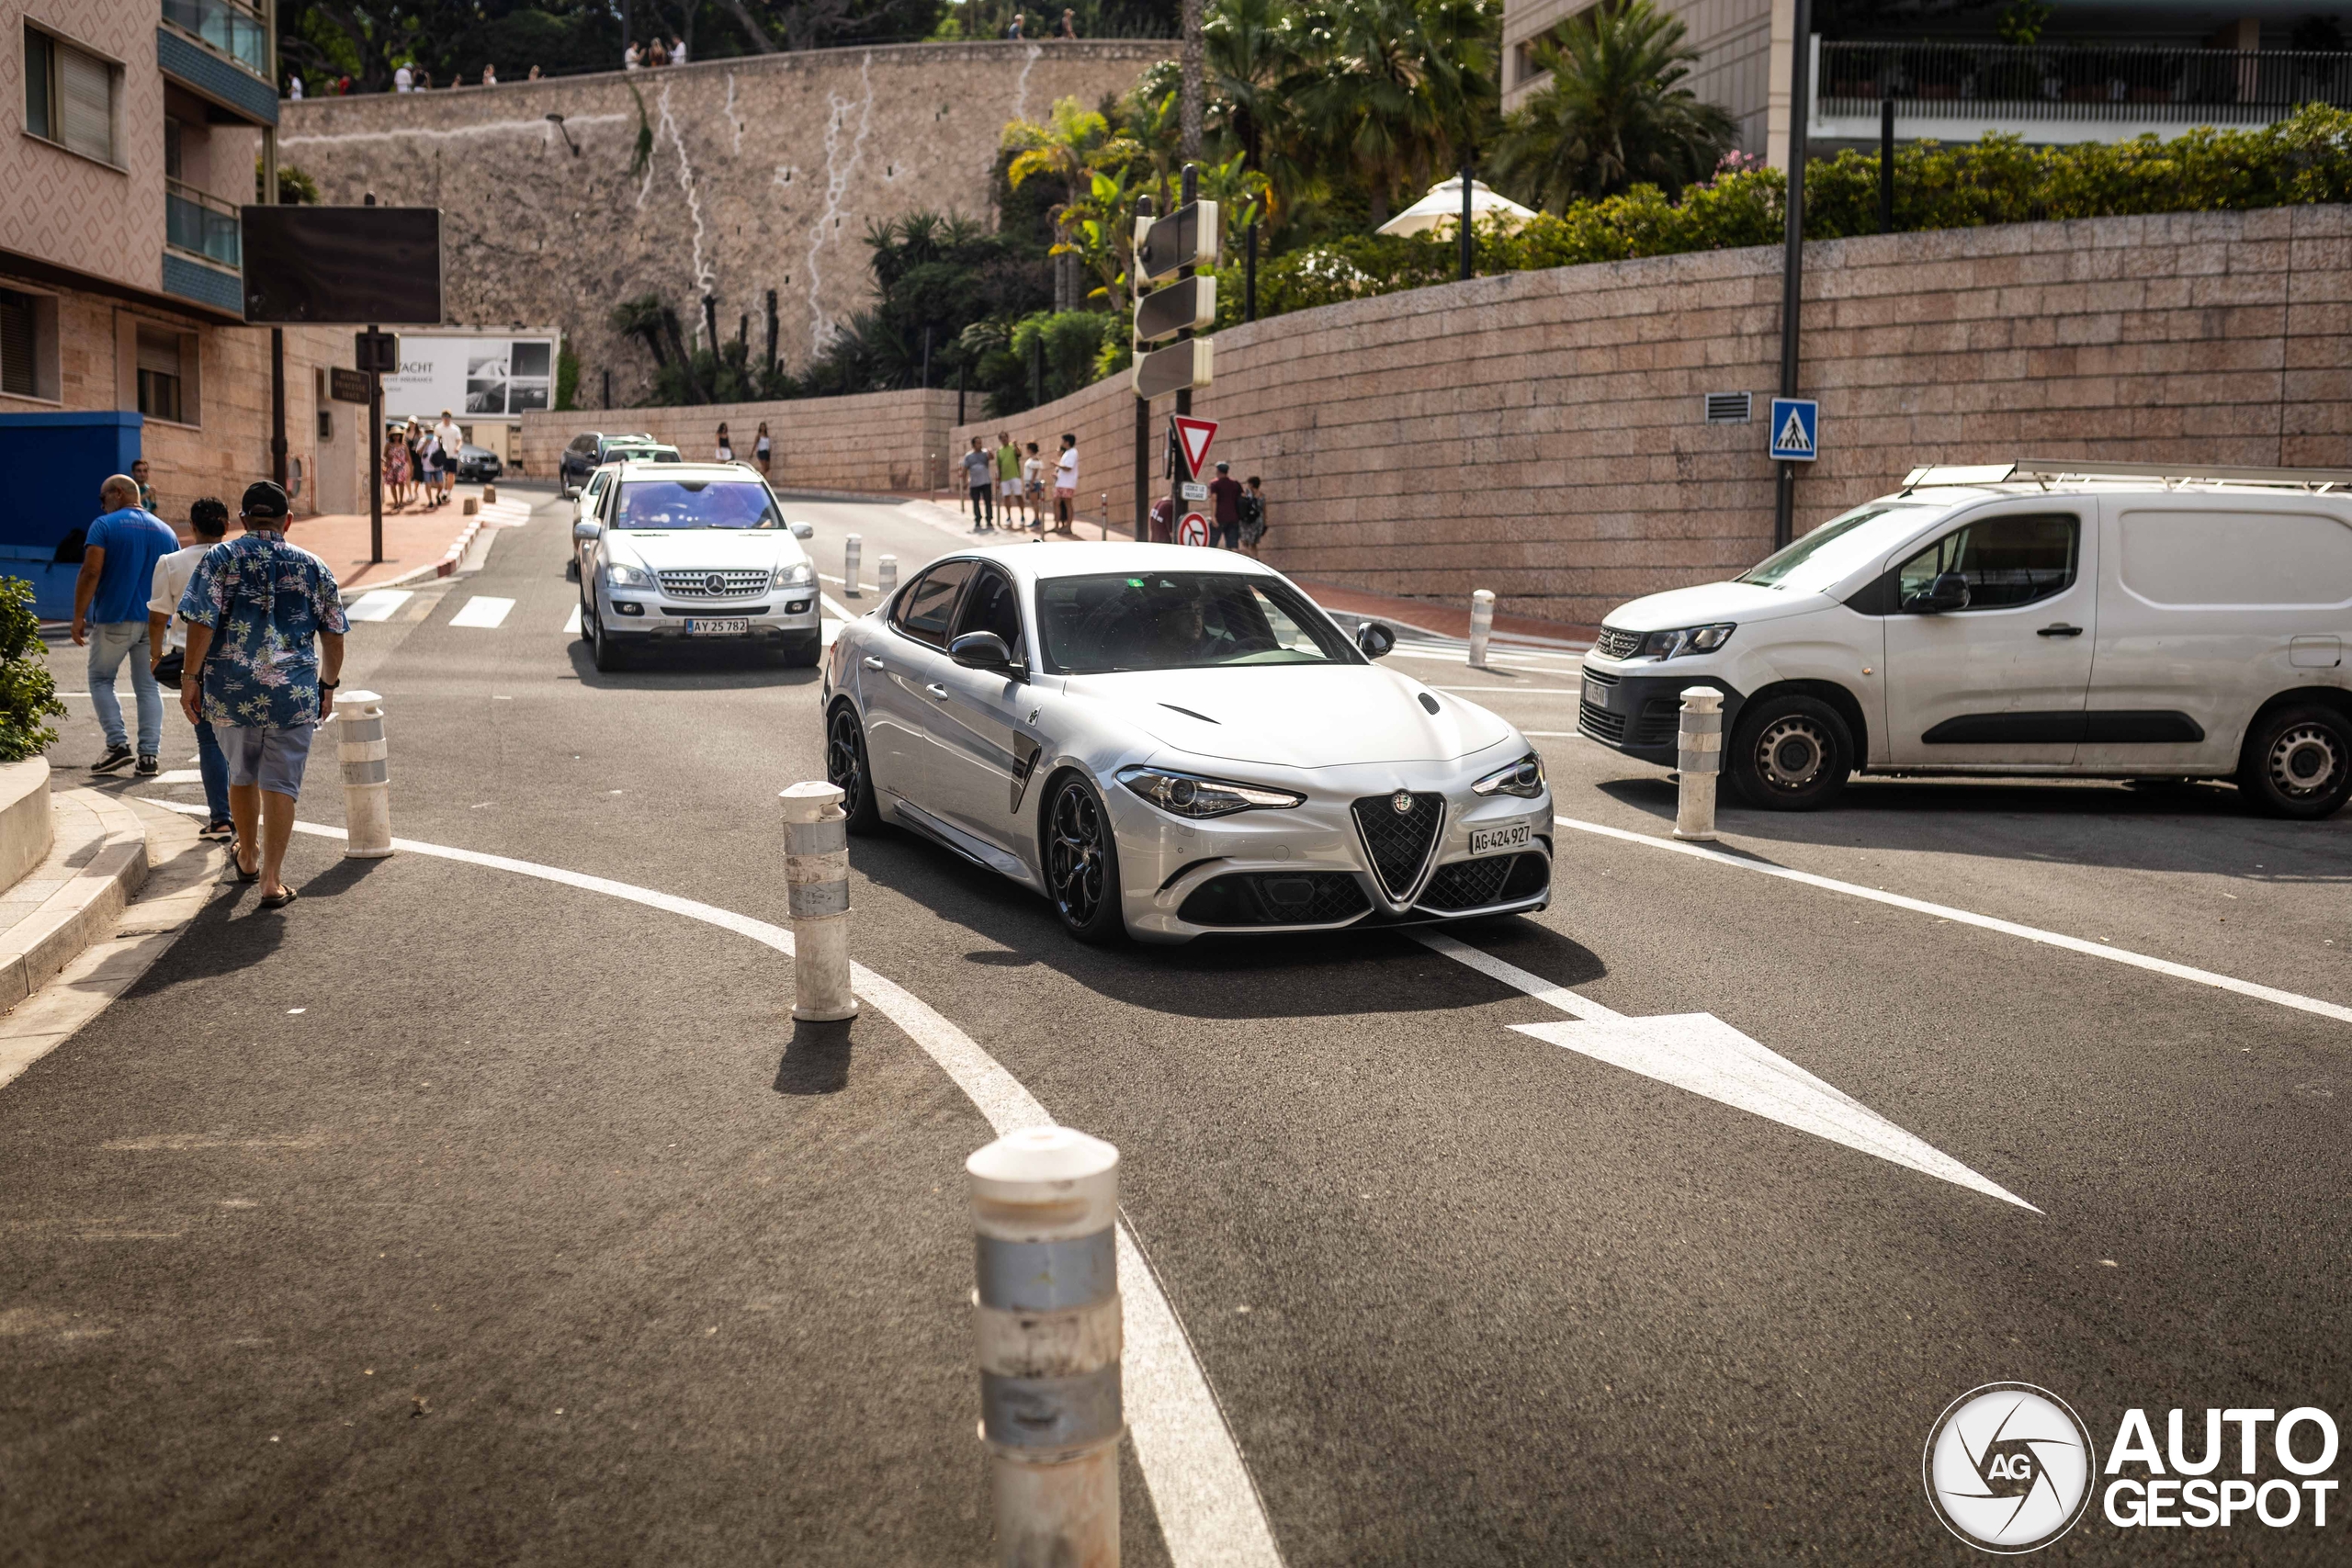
[1578,462,2352,818]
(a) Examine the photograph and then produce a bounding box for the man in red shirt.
[1206,461,1244,551]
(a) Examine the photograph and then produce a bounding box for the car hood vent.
[1159,703,1219,724]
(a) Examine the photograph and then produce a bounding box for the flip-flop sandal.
[198,821,234,840]
[258,887,298,910]
[232,843,260,883]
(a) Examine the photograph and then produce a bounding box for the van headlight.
[772,560,815,589]
[1636,623,1735,660]
[1473,753,1546,798]
[1117,766,1305,819]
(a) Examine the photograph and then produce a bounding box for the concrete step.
[0,784,150,1013]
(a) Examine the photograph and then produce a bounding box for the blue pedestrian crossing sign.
[1770,398,1818,461]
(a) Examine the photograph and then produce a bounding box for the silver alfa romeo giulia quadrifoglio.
[821,543,1554,943]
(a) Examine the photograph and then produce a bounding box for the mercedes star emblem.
[1391,790,1414,815]
[705,572,727,595]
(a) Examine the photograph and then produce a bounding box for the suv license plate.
[685,618,751,637]
[1468,823,1532,856]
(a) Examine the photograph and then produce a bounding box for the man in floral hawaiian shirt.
[176,481,349,910]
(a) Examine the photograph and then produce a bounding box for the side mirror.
[1903,570,1970,613]
[1355,619,1396,659]
[572,519,603,543]
[949,630,1022,677]
[790,521,814,540]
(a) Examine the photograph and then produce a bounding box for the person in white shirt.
[481,64,497,86]
[670,35,687,64]
[146,497,232,840]
[753,422,773,475]
[1053,433,1078,533]
[715,422,733,462]
[624,42,641,70]
[394,63,413,92]
[433,412,463,504]
[1022,442,1045,533]
[288,74,304,100]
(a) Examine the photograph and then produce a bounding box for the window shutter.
[0,290,36,398]
[58,45,114,164]
[137,327,184,377]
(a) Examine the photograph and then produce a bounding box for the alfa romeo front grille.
[659,569,770,599]
[1594,626,1644,660]
[1177,873,1370,928]
[1419,852,1551,913]
[1350,793,1444,902]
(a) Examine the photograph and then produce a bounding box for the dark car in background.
[454,444,504,483]
[560,432,660,496]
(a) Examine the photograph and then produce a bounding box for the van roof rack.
[1900,460,2352,492]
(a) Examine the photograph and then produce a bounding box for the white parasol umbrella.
[1376,176,1539,237]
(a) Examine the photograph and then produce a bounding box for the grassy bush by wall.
[1214,105,2352,325]
[0,578,64,763]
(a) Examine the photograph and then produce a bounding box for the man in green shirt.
[995,433,1025,527]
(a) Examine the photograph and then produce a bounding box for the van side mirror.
[572,519,603,543]
[949,630,1023,679]
[790,521,814,540]
[1903,570,1970,613]
[1355,620,1396,659]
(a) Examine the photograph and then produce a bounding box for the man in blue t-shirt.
[72,473,182,774]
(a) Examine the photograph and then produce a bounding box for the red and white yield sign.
[1176,512,1212,547]
[1171,416,1218,479]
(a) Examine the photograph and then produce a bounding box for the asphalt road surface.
[5,486,2346,1565]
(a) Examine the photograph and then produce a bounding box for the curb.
[0,787,150,1014]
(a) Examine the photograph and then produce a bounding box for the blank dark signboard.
[241,207,443,325]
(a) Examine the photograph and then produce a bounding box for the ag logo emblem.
[1924,1383,2096,1553]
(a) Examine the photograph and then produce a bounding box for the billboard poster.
[381,333,558,423]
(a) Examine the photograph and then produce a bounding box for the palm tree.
[1287,0,1498,227]
[1492,0,1736,209]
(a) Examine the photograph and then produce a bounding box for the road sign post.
[1133,168,1221,544]
[355,330,397,565]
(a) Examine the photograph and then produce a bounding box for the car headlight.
[772,560,816,589]
[604,560,656,588]
[1117,766,1305,819]
[1631,623,1735,660]
[1473,753,1546,798]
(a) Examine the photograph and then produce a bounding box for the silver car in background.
[572,460,820,671]
[822,543,1553,944]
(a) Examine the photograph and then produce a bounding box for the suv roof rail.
[1902,459,2352,492]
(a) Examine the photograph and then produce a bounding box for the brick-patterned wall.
[951,205,2352,628]
[520,387,962,493]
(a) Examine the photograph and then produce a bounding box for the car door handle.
[2037,624,2084,637]
[863,656,885,670]
[925,683,949,700]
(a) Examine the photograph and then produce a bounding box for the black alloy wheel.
[587,593,628,672]
[1728,694,1853,811]
[2239,704,2352,819]
[1046,775,1125,943]
[826,704,883,834]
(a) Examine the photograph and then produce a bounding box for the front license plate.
[1582,676,1610,710]
[685,618,752,637]
[1469,823,1532,856]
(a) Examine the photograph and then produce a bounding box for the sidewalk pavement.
[287,482,515,592]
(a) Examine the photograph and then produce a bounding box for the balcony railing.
[161,0,267,79]
[165,178,240,269]
[1817,41,2352,125]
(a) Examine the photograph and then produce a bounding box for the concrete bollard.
[462,497,479,516]
[334,690,394,859]
[1672,686,1723,841]
[482,484,497,504]
[1468,589,1496,670]
[877,555,899,599]
[968,1126,1123,1568]
[843,534,863,598]
[780,781,857,1021]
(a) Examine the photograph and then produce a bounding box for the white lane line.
[1553,813,2352,1027]
[345,589,415,624]
[562,604,582,635]
[448,596,515,629]
[820,592,855,622]
[1412,930,1621,1021]
[151,804,1283,1568]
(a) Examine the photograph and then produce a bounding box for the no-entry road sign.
[1176,512,1211,547]
[1172,416,1218,478]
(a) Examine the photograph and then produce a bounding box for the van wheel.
[1728,694,1852,811]
[2238,705,2352,819]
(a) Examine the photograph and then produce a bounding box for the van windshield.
[1737,503,1934,592]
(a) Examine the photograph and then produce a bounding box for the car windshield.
[1736,502,1935,592]
[614,479,779,530]
[608,446,679,464]
[1035,571,1358,674]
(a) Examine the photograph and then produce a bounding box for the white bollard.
[1468,589,1496,670]
[877,555,899,599]
[1673,686,1723,841]
[334,690,394,859]
[843,534,863,598]
[969,1126,1123,1568]
[780,782,858,1021]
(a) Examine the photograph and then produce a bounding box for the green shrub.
[0,578,65,764]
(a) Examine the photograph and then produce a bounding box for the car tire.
[775,633,820,669]
[1044,774,1125,944]
[825,703,884,835]
[588,599,628,672]
[565,558,579,582]
[2237,704,2352,819]
[1728,694,1853,811]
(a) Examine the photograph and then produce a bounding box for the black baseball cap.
[241,480,289,518]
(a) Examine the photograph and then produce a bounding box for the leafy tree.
[0,579,64,763]
[1490,0,1735,209]
[1285,0,1498,226]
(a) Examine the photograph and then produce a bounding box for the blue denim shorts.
[219,723,316,797]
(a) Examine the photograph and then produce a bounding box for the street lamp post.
[1773,0,1813,551]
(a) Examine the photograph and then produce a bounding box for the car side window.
[951,567,1025,660]
[892,560,975,648]
[1896,513,2078,610]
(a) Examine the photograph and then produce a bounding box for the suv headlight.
[1472,753,1546,798]
[604,560,656,589]
[773,560,816,589]
[1117,766,1305,819]
[1634,623,1735,660]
